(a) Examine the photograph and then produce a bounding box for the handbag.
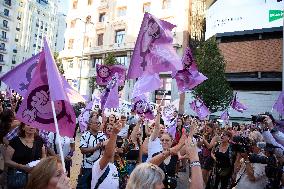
[217,167,231,177]
[7,169,28,188]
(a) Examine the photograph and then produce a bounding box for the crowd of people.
[0,95,283,189]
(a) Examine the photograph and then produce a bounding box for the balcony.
[0,25,9,31]
[0,36,8,42]
[0,49,7,54]
[84,42,135,55]
[96,22,105,30]
[3,0,11,8]
[0,12,11,20]
[98,0,108,10]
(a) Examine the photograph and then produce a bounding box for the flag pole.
[51,101,66,172]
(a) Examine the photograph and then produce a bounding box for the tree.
[103,53,119,66]
[193,37,233,112]
[53,52,64,74]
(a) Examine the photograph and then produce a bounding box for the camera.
[249,145,283,189]
[231,136,251,153]
[251,115,266,124]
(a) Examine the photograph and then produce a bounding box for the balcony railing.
[0,12,11,20]
[0,36,8,42]
[0,25,9,31]
[0,48,7,53]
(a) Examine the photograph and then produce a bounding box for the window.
[3,20,8,28]
[97,33,103,46]
[70,20,76,28]
[116,56,127,66]
[99,13,106,22]
[12,55,16,64]
[36,19,39,27]
[4,0,11,6]
[0,43,5,50]
[4,9,9,16]
[11,66,14,69]
[117,7,127,17]
[162,0,171,9]
[115,30,125,44]
[69,62,73,68]
[17,12,22,20]
[72,1,78,9]
[93,58,102,68]
[16,23,20,31]
[1,31,6,39]
[88,0,92,5]
[68,39,74,49]
[0,54,3,62]
[143,3,151,13]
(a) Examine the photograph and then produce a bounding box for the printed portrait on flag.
[96,64,126,86]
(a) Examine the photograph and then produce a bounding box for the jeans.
[76,168,92,189]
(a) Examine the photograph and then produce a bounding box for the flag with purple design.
[173,69,207,93]
[231,93,247,113]
[100,73,119,110]
[132,94,154,120]
[172,47,207,92]
[0,52,41,96]
[167,119,177,139]
[132,73,162,99]
[78,95,100,132]
[273,91,284,115]
[127,13,183,79]
[16,38,76,137]
[96,64,126,86]
[190,98,210,120]
[182,47,198,71]
[220,110,229,124]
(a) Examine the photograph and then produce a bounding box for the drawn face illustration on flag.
[140,18,161,71]
[97,65,112,82]
[21,85,73,125]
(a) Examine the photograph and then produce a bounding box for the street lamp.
[75,17,95,94]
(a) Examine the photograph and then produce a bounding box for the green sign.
[269,10,284,22]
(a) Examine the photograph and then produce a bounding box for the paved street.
[70,133,190,188]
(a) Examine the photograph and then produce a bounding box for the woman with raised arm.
[90,121,122,189]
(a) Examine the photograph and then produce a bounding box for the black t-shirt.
[9,136,43,165]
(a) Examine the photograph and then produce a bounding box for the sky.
[58,0,70,14]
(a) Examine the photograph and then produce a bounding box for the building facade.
[54,13,67,53]
[60,0,192,101]
[205,0,284,119]
[0,0,60,90]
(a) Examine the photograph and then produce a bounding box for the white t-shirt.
[80,131,107,168]
[117,124,129,138]
[48,133,75,158]
[91,159,119,189]
[146,136,163,162]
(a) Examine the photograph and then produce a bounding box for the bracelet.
[189,161,201,168]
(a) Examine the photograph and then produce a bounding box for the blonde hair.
[126,163,165,189]
[25,156,61,189]
[249,131,264,145]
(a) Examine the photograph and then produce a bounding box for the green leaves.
[193,38,233,112]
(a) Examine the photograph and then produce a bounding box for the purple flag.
[190,98,210,120]
[96,64,126,86]
[0,52,41,96]
[78,95,100,132]
[132,94,154,120]
[220,110,229,124]
[231,93,247,113]
[273,91,284,115]
[127,13,183,79]
[100,73,119,110]
[16,40,76,137]
[167,120,177,139]
[182,47,198,71]
[174,69,207,92]
[132,73,162,99]
[172,47,207,92]
[61,77,86,103]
